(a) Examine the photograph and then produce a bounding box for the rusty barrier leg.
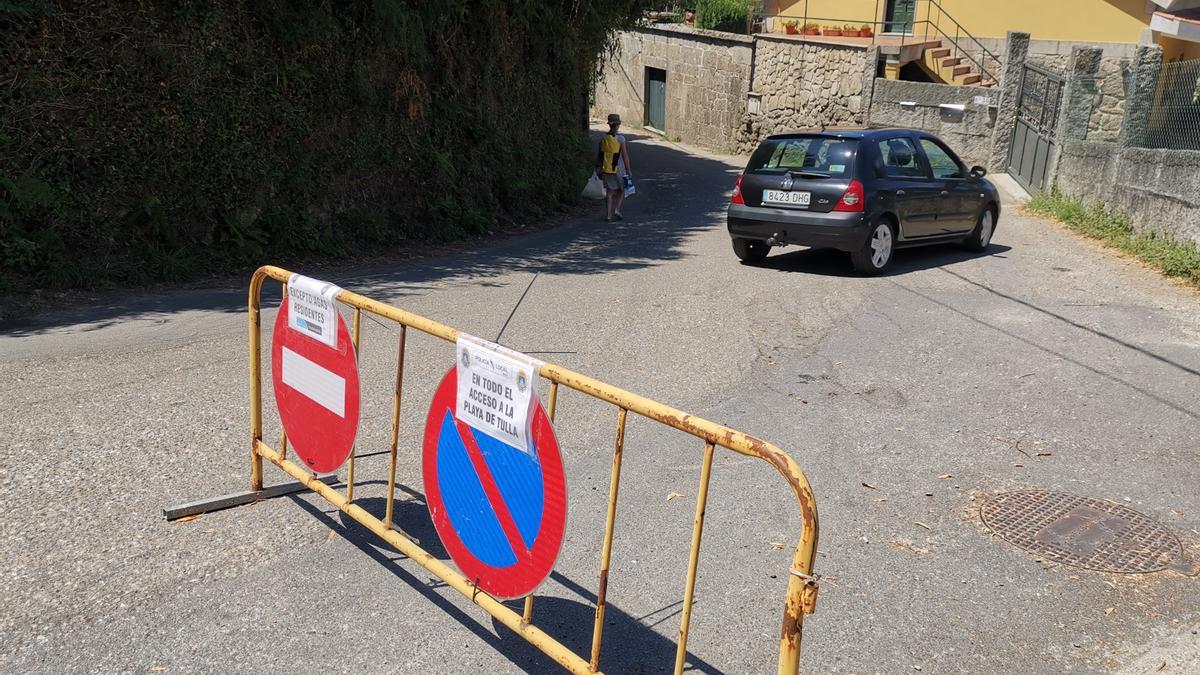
[245,265,820,675]
[589,407,628,672]
[673,442,715,675]
[346,307,362,503]
[385,326,407,529]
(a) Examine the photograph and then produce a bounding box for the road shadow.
[1,136,740,337]
[747,242,1014,277]
[292,483,723,673]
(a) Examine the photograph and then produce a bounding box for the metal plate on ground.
[981,490,1193,574]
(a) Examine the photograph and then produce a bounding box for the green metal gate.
[1008,63,1064,194]
[645,67,666,132]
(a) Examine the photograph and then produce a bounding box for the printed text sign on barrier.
[287,274,341,349]
[455,335,543,455]
[271,296,360,474]
[423,365,566,600]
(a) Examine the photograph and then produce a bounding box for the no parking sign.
[422,337,567,599]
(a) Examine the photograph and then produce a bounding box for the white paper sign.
[287,274,341,349]
[455,334,544,455]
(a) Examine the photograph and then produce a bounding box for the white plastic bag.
[622,175,635,198]
[582,172,605,200]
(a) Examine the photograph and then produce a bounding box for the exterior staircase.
[920,41,995,87]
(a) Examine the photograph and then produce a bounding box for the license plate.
[763,190,810,207]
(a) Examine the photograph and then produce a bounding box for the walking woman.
[596,114,632,221]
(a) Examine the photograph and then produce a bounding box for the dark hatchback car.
[727,128,1000,274]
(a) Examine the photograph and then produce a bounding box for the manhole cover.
[981,490,1195,574]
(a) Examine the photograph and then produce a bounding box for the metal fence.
[1145,57,1200,152]
[242,265,821,675]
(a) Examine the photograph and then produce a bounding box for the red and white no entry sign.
[271,301,360,474]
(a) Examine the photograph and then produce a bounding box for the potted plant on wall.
[844,24,858,36]
[859,23,874,37]
[802,22,820,35]
[783,19,799,35]
[822,24,841,36]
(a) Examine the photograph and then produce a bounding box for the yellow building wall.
[770,0,876,26]
[931,0,1150,42]
[1160,34,1200,62]
[770,0,1153,43]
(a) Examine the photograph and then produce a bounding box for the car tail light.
[731,174,745,205]
[833,179,864,212]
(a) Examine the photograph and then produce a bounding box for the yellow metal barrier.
[247,265,821,674]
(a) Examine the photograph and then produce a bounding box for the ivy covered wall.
[0,1,646,290]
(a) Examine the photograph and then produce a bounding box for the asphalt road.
[2,130,1198,674]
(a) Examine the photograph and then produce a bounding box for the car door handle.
[940,190,949,196]
[896,190,906,196]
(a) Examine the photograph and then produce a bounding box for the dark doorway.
[644,67,666,132]
[884,0,916,33]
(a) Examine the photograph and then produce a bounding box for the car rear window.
[747,137,858,176]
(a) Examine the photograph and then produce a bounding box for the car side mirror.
[970,165,987,178]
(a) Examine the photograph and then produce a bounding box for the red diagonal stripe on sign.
[454,419,533,564]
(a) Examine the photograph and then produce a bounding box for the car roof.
[764,128,926,141]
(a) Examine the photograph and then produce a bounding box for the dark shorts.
[600,173,621,191]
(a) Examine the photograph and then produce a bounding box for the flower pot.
[802,28,819,35]
[823,29,841,36]
[860,28,874,37]
[785,25,798,35]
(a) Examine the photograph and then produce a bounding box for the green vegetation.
[1028,190,1200,287]
[695,0,750,34]
[0,1,649,294]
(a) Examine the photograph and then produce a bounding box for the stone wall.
[1056,140,1200,246]
[594,25,753,151]
[867,79,998,168]
[735,37,873,153]
[1088,56,1129,141]
[1025,47,1131,143]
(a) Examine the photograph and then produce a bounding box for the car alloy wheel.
[979,210,994,247]
[869,223,892,269]
[962,207,996,252]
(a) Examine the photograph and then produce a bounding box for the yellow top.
[599,134,621,174]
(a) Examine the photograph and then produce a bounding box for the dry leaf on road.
[1104,607,1115,615]
[914,521,932,530]
[666,491,683,501]
[862,482,877,490]
[173,515,201,523]
[769,541,785,550]
[937,474,953,480]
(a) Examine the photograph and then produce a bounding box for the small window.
[876,137,925,178]
[919,139,964,179]
[748,137,858,175]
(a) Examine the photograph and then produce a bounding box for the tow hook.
[767,232,784,247]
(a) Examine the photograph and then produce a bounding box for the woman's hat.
[607,114,621,125]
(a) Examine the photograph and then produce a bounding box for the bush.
[0,1,652,294]
[695,0,750,34]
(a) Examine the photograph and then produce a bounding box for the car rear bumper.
[727,204,870,252]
